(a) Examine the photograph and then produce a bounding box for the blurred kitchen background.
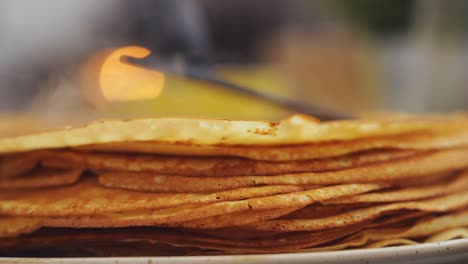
[1,0,468,134]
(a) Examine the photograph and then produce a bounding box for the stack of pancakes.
[1,114,468,256]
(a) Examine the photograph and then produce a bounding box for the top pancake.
[1,113,467,154]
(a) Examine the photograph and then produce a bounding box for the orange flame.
[82,46,164,105]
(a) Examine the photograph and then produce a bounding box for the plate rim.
[2,238,468,263]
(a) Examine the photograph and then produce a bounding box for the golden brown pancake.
[170,207,302,229]
[324,170,468,204]
[1,113,468,255]
[79,128,468,161]
[0,169,82,189]
[0,152,40,178]
[302,210,468,252]
[0,177,307,216]
[425,227,468,242]
[99,148,468,193]
[40,149,418,176]
[249,190,468,231]
[2,113,468,154]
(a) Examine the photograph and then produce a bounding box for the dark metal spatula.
[121,55,352,121]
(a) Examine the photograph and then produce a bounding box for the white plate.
[2,238,468,264]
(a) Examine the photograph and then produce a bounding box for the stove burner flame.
[82,46,165,105]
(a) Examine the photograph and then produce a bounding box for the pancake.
[40,149,418,176]
[0,217,41,238]
[425,228,468,242]
[324,170,468,204]
[1,113,468,255]
[0,225,362,255]
[29,183,381,229]
[0,169,82,189]
[170,207,302,229]
[0,177,307,216]
[79,128,468,161]
[303,210,468,251]
[0,183,380,238]
[365,239,419,248]
[1,113,467,155]
[99,148,468,193]
[0,152,40,178]
[249,190,468,231]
